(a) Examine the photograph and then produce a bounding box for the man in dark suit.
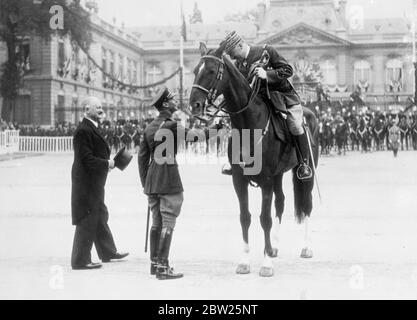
[220,31,313,180]
[138,87,217,280]
[71,96,128,270]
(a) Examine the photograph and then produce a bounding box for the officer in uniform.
[389,119,401,157]
[220,31,312,180]
[138,87,217,280]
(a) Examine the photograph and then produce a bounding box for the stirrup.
[296,163,313,180]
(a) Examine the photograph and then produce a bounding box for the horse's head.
[189,42,227,120]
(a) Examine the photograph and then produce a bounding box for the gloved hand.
[254,67,267,79]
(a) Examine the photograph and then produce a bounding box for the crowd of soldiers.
[100,119,146,153]
[5,107,417,157]
[10,116,230,155]
[0,118,19,132]
[11,119,146,153]
[316,108,417,156]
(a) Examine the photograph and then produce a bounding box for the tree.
[224,8,258,24]
[0,0,92,121]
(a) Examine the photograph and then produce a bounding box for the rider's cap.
[221,31,243,54]
[150,87,175,109]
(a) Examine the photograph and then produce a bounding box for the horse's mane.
[207,48,251,93]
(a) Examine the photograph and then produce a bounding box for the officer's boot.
[149,226,161,275]
[294,132,313,180]
[156,227,184,280]
[221,163,232,175]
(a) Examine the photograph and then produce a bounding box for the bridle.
[192,55,225,108]
[191,54,255,120]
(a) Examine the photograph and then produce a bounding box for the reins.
[192,52,273,189]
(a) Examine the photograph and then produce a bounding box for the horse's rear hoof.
[265,247,278,258]
[259,266,274,277]
[300,247,313,259]
[236,264,250,274]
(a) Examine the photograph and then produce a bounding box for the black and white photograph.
[1,0,417,303]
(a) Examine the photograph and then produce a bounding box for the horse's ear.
[199,42,208,56]
[215,41,226,57]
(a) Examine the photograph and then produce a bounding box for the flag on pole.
[181,1,187,41]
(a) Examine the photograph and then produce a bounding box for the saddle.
[267,97,291,144]
[250,75,290,144]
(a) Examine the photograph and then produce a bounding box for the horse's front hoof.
[259,266,274,277]
[300,247,313,259]
[265,247,278,258]
[236,264,250,274]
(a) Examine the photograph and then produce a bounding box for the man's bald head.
[82,96,104,123]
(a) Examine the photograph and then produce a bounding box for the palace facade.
[1,0,415,125]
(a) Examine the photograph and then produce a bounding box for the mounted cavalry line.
[189,36,320,277]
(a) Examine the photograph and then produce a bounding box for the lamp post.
[413,0,417,105]
[179,1,185,112]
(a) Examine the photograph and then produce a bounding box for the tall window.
[58,39,65,70]
[132,61,138,84]
[146,64,162,84]
[320,59,337,85]
[56,95,65,123]
[354,60,371,91]
[72,97,79,124]
[102,48,107,73]
[146,64,162,96]
[118,54,124,80]
[386,58,403,92]
[109,51,114,76]
[127,58,132,83]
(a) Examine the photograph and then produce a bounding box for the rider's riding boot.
[221,163,232,175]
[156,227,183,280]
[294,133,313,181]
[149,226,161,275]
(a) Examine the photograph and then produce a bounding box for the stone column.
[373,54,385,94]
[337,51,348,85]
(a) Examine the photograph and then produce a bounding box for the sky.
[89,0,414,28]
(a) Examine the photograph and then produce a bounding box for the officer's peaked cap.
[150,87,175,109]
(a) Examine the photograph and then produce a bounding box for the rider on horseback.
[220,31,312,180]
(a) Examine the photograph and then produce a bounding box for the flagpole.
[179,1,185,111]
[413,0,417,105]
[180,33,184,111]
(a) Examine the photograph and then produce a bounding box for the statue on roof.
[189,2,203,24]
[85,0,99,14]
[224,7,257,23]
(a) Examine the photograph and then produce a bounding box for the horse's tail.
[293,108,319,224]
[293,171,314,223]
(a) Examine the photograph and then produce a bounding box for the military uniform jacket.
[389,125,401,144]
[236,45,301,107]
[138,113,187,195]
[71,118,110,225]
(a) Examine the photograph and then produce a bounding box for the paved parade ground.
[1,151,417,300]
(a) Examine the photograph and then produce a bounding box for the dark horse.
[189,43,319,277]
[335,121,349,155]
[372,117,386,151]
[358,117,372,152]
[319,121,334,155]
